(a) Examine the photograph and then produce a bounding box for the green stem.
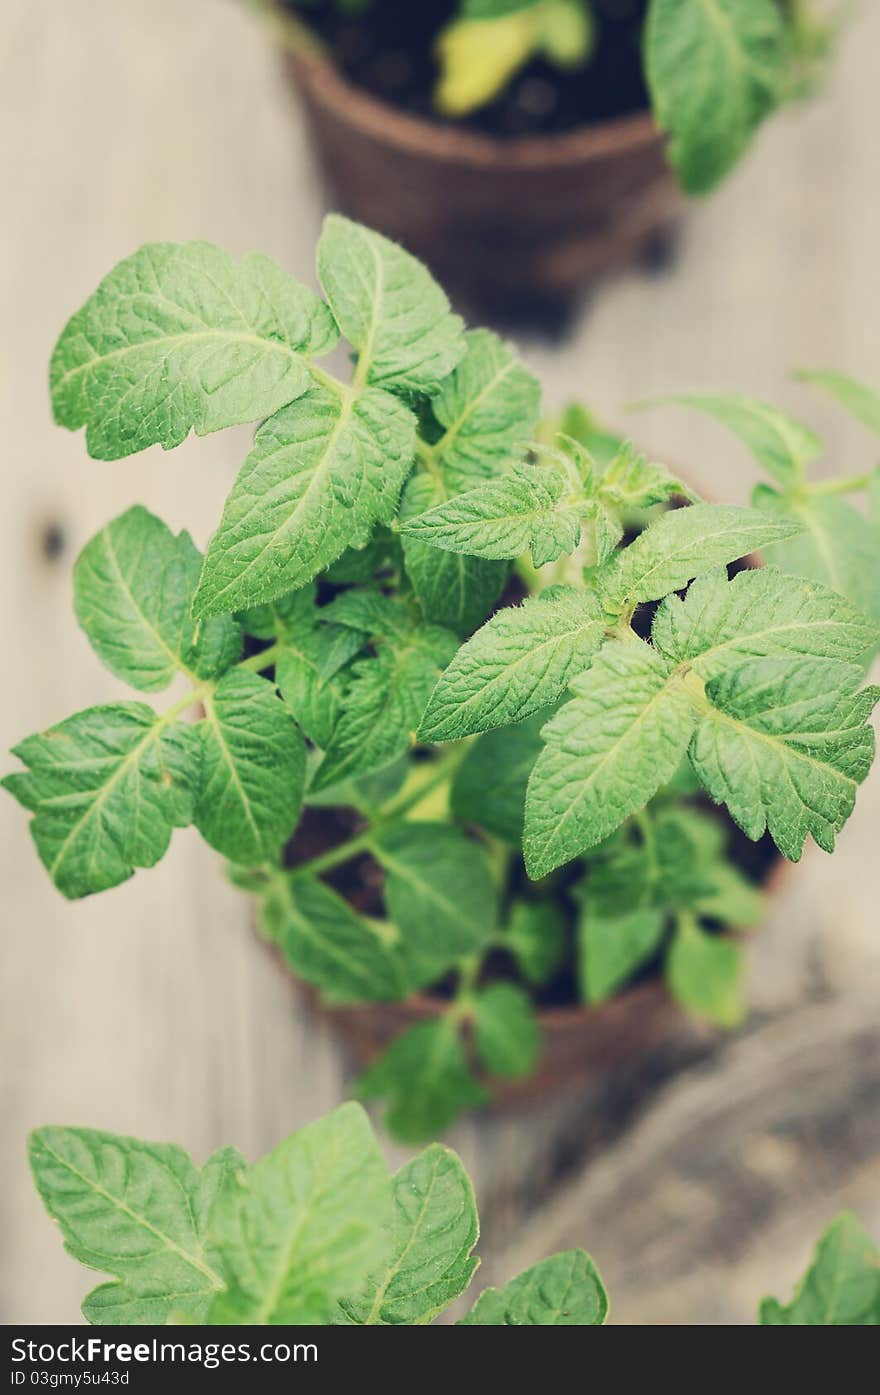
[290,743,471,879]
[238,640,285,673]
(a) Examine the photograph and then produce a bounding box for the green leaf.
[428,327,541,488]
[581,810,715,920]
[74,506,240,691]
[690,656,879,859]
[193,383,415,616]
[372,823,497,988]
[578,907,666,1004]
[645,0,786,194]
[460,1250,608,1325]
[798,370,880,436]
[653,566,879,677]
[419,588,605,742]
[400,473,507,637]
[316,215,465,395]
[695,862,764,928]
[28,1127,240,1324]
[274,597,364,750]
[3,704,200,899]
[666,919,744,1026]
[472,983,539,1079]
[524,640,697,879]
[600,503,801,610]
[598,440,695,510]
[400,461,582,568]
[760,492,880,627]
[208,1103,391,1325]
[451,712,546,846]
[313,625,457,791]
[650,393,820,487]
[339,1145,479,1325]
[235,582,317,642]
[503,898,567,986]
[759,1213,880,1325]
[277,874,407,1003]
[50,241,335,459]
[195,671,305,863]
[357,1019,488,1144]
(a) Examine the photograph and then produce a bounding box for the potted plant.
[5,218,879,1145]
[24,1101,880,1324]
[254,1,840,318]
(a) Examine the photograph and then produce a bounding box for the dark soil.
[283,0,650,137]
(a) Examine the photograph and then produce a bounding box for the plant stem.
[238,641,284,673]
[806,471,873,497]
[290,744,471,879]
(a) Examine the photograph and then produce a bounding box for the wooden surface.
[1,0,878,1325]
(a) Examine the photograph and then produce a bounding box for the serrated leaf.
[193,383,415,616]
[645,0,786,194]
[313,626,457,791]
[339,1145,479,1325]
[460,1250,608,1325]
[691,656,879,859]
[798,370,880,436]
[472,983,539,1079]
[208,1103,391,1325]
[651,392,820,486]
[428,327,541,488]
[74,506,240,691]
[277,874,407,1003]
[3,704,200,898]
[51,241,335,459]
[400,461,582,568]
[400,472,507,637]
[503,898,567,986]
[28,1127,238,1324]
[420,589,605,742]
[357,1019,488,1144]
[524,640,697,879]
[578,906,666,1004]
[195,671,305,863]
[759,1213,880,1325]
[666,919,744,1026]
[372,823,496,988]
[316,215,465,395]
[451,711,546,846]
[761,492,880,626]
[600,503,801,610]
[653,566,879,677]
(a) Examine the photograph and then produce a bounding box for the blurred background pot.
[275,10,683,324]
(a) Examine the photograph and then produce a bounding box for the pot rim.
[284,28,665,171]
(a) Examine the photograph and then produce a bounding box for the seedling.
[27,1102,610,1325]
[5,218,879,1139]
[27,1102,879,1324]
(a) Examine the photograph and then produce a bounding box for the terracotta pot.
[299,977,682,1107]
[277,23,683,321]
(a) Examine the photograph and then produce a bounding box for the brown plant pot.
[278,28,683,322]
